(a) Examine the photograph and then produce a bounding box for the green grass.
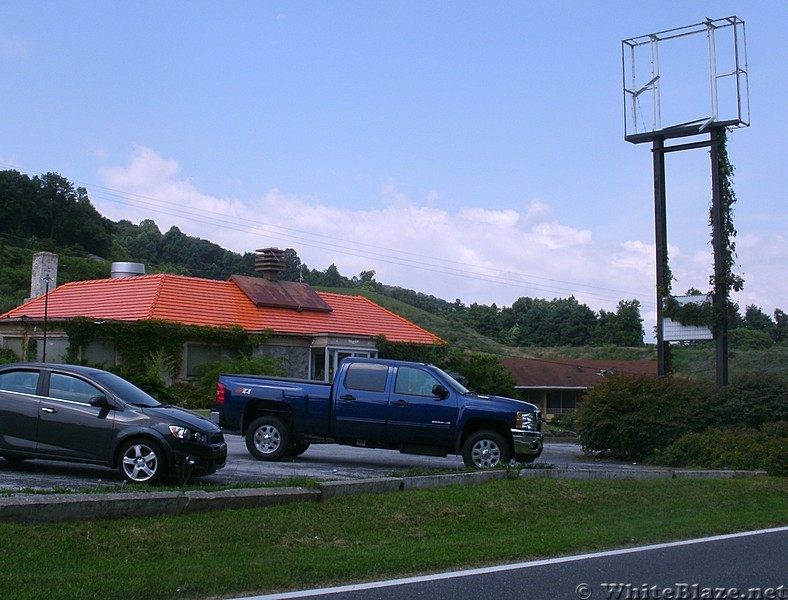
[1,477,785,599]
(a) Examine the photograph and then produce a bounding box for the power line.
[0,162,658,309]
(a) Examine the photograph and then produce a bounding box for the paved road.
[236,528,788,600]
[0,437,647,492]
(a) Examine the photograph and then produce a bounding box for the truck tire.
[285,442,310,457]
[462,430,511,469]
[246,416,291,461]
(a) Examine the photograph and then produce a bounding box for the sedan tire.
[119,439,166,484]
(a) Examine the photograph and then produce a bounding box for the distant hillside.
[2,168,784,358]
[316,286,518,355]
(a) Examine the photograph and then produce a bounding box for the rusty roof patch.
[230,275,333,313]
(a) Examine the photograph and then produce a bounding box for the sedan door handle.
[41,407,56,414]
[339,394,356,401]
[391,399,408,407]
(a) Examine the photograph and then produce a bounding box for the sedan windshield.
[92,371,162,407]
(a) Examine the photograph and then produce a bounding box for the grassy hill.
[317,286,520,355]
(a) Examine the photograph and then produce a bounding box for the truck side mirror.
[432,384,449,400]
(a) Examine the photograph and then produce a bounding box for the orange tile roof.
[0,274,442,345]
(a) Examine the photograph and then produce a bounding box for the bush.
[0,348,19,364]
[729,328,775,350]
[167,381,209,410]
[175,354,290,409]
[575,375,716,460]
[712,372,788,428]
[655,422,787,476]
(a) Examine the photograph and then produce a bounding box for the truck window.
[343,363,389,393]
[394,366,441,397]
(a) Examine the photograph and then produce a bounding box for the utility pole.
[41,274,54,362]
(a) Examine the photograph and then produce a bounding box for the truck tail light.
[215,382,226,406]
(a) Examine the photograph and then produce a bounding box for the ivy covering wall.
[63,317,270,377]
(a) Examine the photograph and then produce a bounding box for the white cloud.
[93,147,786,339]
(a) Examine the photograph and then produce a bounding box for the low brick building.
[501,357,658,418]
[0,251,441,381]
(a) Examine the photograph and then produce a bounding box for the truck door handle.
[392,399,408,407]
[339,394,356,401]
[41,407,56,414]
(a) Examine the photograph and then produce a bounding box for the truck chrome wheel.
[462,430,511,469]
[245,416,291,461]
[253,425,281,453]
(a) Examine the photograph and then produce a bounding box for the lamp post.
[41,274,53,362]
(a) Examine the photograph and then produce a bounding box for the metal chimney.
[254,248,286,282]
[111,262,146,278]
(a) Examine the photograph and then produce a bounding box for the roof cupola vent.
[255,247,286,282]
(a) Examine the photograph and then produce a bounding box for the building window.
[310,347,378,382]
[2,337,24,360]
[25,337,69,363]
[546,391,579,415]
[185,344,237,378]
[82,340,117,367]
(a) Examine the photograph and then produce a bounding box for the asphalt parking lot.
[0,437,652,493]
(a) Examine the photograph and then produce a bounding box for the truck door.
[331,362,390,442]
[388,365,457,446]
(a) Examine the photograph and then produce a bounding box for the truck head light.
[516,411,536,430]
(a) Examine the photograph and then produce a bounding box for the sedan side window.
[0,370,40,394]
[48,373,103,405]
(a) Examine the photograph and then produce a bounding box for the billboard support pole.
[709,128,729,387]
[652,138,668,376]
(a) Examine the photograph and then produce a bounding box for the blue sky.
[1,1,785,339]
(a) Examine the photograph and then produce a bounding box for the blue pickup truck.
[212,357,542,468]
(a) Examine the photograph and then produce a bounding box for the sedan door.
[0,368,42,453]
[36,371,117,463]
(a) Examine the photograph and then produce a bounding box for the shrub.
[729,328,775,350]
[167,381,208,410]
[712,372,788,428]
[174,354,291,409]
[575,375,716,460]
[655,422,787,476]
[0,348,19,365]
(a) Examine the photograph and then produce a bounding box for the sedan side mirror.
[432,384,450,400]
[89,395,111,408]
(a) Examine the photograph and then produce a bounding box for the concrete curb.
[0,468,768,523]
[319,477,403,500]
[519,468,768,480]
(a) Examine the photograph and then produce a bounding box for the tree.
[441,354,516,397]
[774,309,787,343]
[743,305,775,333]
[611,299,645,346]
